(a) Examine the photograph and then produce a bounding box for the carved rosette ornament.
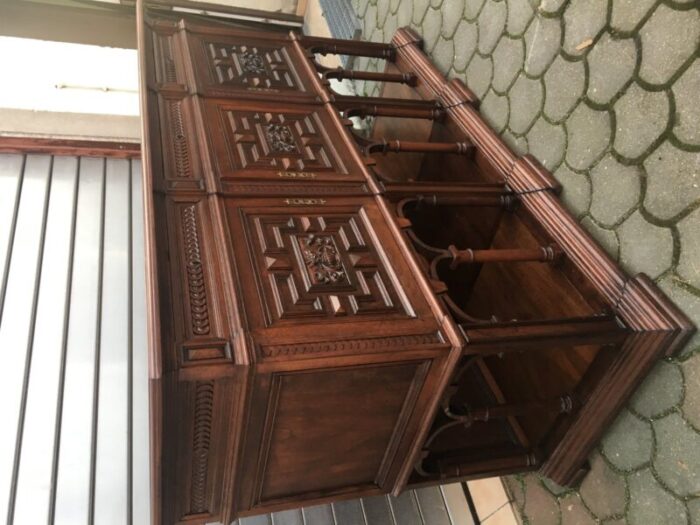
[239,50,266,74]
[265,123,298,153]
[300,234,346,285]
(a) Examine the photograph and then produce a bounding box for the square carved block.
[221,196,444,358]
[201,99,369,195]
[186,28,317,101]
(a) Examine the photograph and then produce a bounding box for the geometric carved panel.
[224,110,338,173]
[245,211,410,324]
[206,42,299,92]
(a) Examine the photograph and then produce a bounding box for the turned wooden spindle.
[344,103,444,120]
[335,95,444,120]
[457,395,576,423]
[365,139,474,156]
[300,35,397,60]
[321,67,418,86]
[447,244,562,269]
[459,313,627,355]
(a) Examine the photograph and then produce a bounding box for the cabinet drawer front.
[186,29,319,102]
[202,99,369,195]
[221,196,443,357]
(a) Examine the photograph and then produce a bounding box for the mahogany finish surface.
[137,10,694,525]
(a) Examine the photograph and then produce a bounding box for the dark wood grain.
[137,11,695,523]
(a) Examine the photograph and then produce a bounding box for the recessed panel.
[257,363,425,503]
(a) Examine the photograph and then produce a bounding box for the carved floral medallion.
[299,234,346,285]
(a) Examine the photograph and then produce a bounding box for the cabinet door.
[200,99,370,195]
[184,27,319,102]
[220,195,445,359]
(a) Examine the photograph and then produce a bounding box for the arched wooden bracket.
[364,138,474,156]
[446,243,564,269]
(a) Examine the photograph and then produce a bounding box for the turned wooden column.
[447,244,562,268]
[300,35,397,60]
[365,139,474,155]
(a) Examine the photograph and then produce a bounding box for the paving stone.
[601,409,653,471]
[631,361,684,419]
[582,217,619,259]
[560,494,597,525]
[431,36,454,74]
[613,84,670,160]
[396,0,413,27]
[639,4,700,86]
[537,0,567,14]
[481,89,510,133]
[682,353,700,430]
[524,15,561,77]
[617,210,673,280]
[389,0,400,13]
[508,73,543,134]
[542,477,568,496]
[464,0,486,21]
[643,142,700,221]
[628,469,687,525]
[653,412,700,497]
[364,4,378,34]
[382,12,399,37]
[673,59,700,147]
[439,0,463,38]
[580,452,628,519]
[430,0,442,9]
[587,33,637,105]
[543,55,586,122]
[604,519,628,525]
[453,20,479,71]
[610,0,657,34]
[504,475,526,510]
[562,0,608,57]
[676,209,700,289]
[527,117,566,169]
[555,163,591,218]
[689,499,700,525]
[658,275,700,357]
[589,154,641,227]
[377,0,391,28]
[491,36,525,93]
[357,0,372,18]
[502,130,529,155]
[506,0,534,37]
[412,0,430,25]
[369,27,384,44]
[421,7,442,52]
[565,103,611,170]
[478,0,508,55]
[466,54,494,99]
[523,476,560,525]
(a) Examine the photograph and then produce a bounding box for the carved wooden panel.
[165,195,232,374]
[155,94,205,192]
[202,99,368,195]
[222,196,443,355]
[186,30,317,101]
[243,362,430,507]
[149,23,189,93]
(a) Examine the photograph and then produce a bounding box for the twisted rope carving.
[181,205,210,335]
[190,381,214,515]
[169,101,191,178]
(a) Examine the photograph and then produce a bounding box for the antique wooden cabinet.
[137,7,694,525]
